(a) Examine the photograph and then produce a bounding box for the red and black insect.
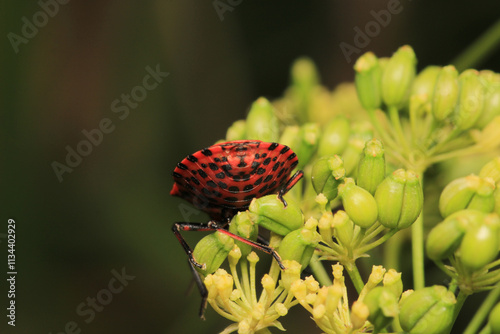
[171,140,303,317]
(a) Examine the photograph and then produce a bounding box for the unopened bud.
[357,139,386,195]
[354,52,382,110]
[432,65,459,121]
[381,45,417,108]
[246,97,279,142]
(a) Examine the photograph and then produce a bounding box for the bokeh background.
[2,1,500,333]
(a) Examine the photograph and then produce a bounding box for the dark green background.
[2,1,500,333]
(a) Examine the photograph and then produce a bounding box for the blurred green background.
[1,1,500,333]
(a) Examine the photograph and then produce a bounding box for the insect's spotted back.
[171,140,299,220]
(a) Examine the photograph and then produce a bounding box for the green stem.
[448,290,469,334]
[412,171,425,290]
[345,262,365,294]
[357,229,397,254]
[309,253,332,287]
[464,283,500,334]
[384,230,405,270]
[388,105,411,152]
[452,18,500,71]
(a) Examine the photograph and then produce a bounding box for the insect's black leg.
[188,259,208,320]
[209,221,286,270]
[278,170,304,206]
[172,222,218,270]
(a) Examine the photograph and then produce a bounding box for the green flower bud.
[248,195,304,236]
[488,302,500,334]
[431,65,459,121]
[454,69,486,131]
[339,178,378,228]
[354,52,382,110]
[245,97,279,142]
[342,137,366,176]
[375,169,423,229]
[317,116,351,157]
[278,218,321,269]
[279,125,299,147]
[399,285,456,334]
[426,213,468,261]
[228,211,259,257]
[439,174,495,217]
[411,66,441,103]
[293,123,321,169]
[332,210,355,247]
[460,214,500,271]
[311,155,345,201]
[290,57,320,122]
[193,231,234,275]
[480,157,500,183]
[357,139,386,195]
[381,45,417,108]
[475,82,500,129]
[383,269,403,299]
[479,70,500,83]
[364,287,399,331]
[226,119,246,141]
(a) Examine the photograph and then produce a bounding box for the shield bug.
[171,140,304,318]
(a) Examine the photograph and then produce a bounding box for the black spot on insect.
[255,153,260,159]
[280,146,290,154]
[190,177,200,185]
[207,180,217,188]
[259,184,269,194]
[244,195,254,201]
[269,181,277,189]
[177,162,188,170]
[254,177,263,186]
[187,155,198,163]
[225,197,238,203]
[268,143,279,151]
[215,172,225,179]
[233,174,241,181]
[238,160,247,168]
[272,162,280,171]
[173,172,182,178]
[222,164,232,173]
[228,186,239,193]
[235,146,248,152]
[209,163,219,171]
[198,169,208,178]
[243,184,253,191]
[264,175,273,183]
[184,183,195,191]
[263,157,272,165]
[218,181,228,189]
[201,163,207,168]
[202,148,213,156]
[262,153,268,158]
[257,168,266,175]
[277,168,286,178]
[214,157,221,163]
[215,191,222,198]
[272,156,277,162]
[221,156,228,162]
[241,174,251,182]
[191,170,197,175]
[290,161,298,169]
[202,188,211,196]
[251,161,260,169]
[287,153,297,160]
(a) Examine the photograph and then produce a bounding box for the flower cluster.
[183,45,500,333]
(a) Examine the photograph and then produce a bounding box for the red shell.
[171,140,299,220]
